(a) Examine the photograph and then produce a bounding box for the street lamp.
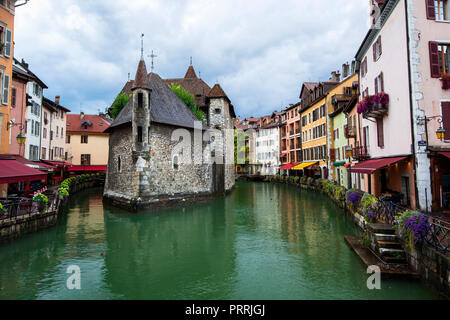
[16,132,27,145]
[346,145,353,189]
[417,115,447,145]
[436,119,446,141]
[7,121,26,156]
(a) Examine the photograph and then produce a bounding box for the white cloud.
[14,0,370,117]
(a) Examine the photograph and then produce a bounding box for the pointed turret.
[208,84,228,100]
[132,59,151,91]
[184,65,198,79]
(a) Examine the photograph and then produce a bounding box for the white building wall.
[255,126,280,175]
[25,81,43,160]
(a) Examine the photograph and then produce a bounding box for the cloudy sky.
[14,0,371,118]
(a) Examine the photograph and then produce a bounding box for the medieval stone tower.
[131,59,152,199]
[207,84,235,192]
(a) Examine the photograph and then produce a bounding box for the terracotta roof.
[164,75,211,108]
[184,65,197,78]
[109,72,208,131]
[208,84,228,99]
[131,59,151,91]
[66,114,111,133]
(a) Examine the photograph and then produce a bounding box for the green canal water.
[0,182,439,300]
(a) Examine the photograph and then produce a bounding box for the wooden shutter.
[375,77,378,94]
[426,0,436,20]
[377,119,384,147]
[380,72,384,92]
[4,28,11,58]
[429,41,441,78]
[373,43,376,61]
[2,73,9,105]
[442,102,450,140]
[378,36,382,57]
[330,148,336,162]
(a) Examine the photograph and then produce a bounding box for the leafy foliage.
[360,193,378,223]
[169,83,206,122]
[109,92,132,119]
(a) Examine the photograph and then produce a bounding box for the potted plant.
[58,187,69,201]
[33,193,49,214]
[360,193,378,223]
[0,201,6,216]
[441,72,450,90]
[394,210,430,250]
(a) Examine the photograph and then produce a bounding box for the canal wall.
[266,175,450,299]
[0,175,105,245]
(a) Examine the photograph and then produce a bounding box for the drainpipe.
[404,0,420,210]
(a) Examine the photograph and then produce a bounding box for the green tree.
[109,92,131,119]
[168,83,205,122]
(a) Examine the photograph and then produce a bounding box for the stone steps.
[368,223,396,234]
[375,233,398,242]
[376,240,402,249]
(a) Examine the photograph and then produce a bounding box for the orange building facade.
[0,1,15,155]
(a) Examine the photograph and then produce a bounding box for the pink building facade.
[9,63,29,156]
[354,0,417,209]
[353,0,450,212]
[408,0,450,212]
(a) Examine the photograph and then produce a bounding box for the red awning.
[280,153,287,158]
[439,152,450,159]
[280,163,299,170]
[0,160,48,184]
[69,165,107,172]
[350,156,408,174]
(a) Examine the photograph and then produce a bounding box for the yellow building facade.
[65,114,110,166]
[325,74,358,182]
[0,1,15,155]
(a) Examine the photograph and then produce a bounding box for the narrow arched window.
[137,126,143,143]
[118,156,122,172]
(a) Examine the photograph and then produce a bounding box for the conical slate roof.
[131,59,151,90]
[184,65,197,79]
[109,72,207,131]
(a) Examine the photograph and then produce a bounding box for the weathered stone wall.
[403,239,450,299]
[144,123,213,198]
[208,97,235,192]
[104,124,137,203]
[104,122,215,207]
[0,211,59,244]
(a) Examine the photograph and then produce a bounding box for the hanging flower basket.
[441,73,450,90]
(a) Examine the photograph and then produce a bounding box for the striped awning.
[292,162,318,170]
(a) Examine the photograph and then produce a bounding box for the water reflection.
[0,183,439,300]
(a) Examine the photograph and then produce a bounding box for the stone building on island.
[103,58,235,210]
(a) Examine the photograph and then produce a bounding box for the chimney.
[80,112,85,120]
[55,96,60,105]
[351,60,356,75]
[21,59,29,69]
[330,71,341,82]
[342,62,350,79]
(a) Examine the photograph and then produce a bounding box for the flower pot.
[442,80,450,90]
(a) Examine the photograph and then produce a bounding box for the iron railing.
[377,199,450,254]
[425,216,450,254]
[1,191,59,221]
[376,199,406,225]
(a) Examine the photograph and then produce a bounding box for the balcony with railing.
[352,146,369,161]
[344,125,356,138]
[357,93,389,120]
